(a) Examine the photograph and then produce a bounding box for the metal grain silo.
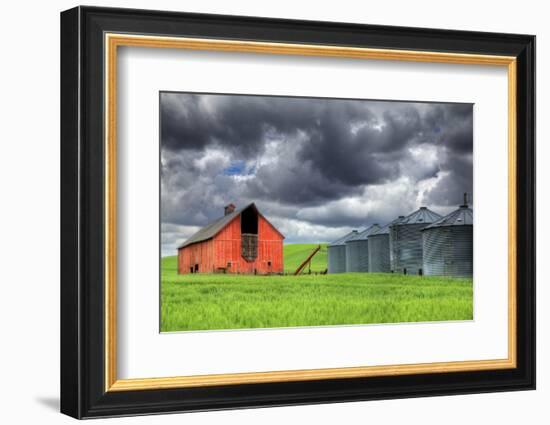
[368,217,404,273]
[327,230,358,274]
[390,207,442,275]
[422,205,473,277]
[345,224,380,272]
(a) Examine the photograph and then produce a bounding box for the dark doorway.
[241,206,258,234]
[241,206,258,261]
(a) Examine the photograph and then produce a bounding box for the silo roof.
[347,224,381,241]
[423,205,473,229]
[397,207,442,225]
[328,230,359,246]
[372,216,406,235]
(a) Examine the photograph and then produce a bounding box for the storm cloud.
[160,92,473,256]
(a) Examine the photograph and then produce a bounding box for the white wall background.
[0,0,545,423]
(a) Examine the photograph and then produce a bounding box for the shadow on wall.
[35,396,59,412]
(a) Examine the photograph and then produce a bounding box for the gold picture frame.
[104,33,517,392]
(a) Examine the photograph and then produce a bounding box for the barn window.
[241,206,258,261]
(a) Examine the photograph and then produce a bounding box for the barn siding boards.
[177,203,284,275]
[178,238,215,273]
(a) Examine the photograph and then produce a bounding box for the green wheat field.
[160,244,473,332]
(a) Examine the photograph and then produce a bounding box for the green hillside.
[283,243,328,273]
[162,255,178,274]
[162,244,328,274]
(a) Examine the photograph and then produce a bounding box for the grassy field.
[160,254,473,332]
[283,243,328,273]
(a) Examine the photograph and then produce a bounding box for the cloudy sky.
[160,92,473,256]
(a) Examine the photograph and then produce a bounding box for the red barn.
[177,203,285,274]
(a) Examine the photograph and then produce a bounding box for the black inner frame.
[61,6,535,419]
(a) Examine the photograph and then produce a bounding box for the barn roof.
[178,203,283,249]
[422,205,473,229]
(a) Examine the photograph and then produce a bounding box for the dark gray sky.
[160,92,473,256]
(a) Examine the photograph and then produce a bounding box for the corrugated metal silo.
[390,207,442,275]
[368,216,404,273]
[388,216,405,272]
[327,230,358,274]
[422,205,473,277]
[345,224,381,272]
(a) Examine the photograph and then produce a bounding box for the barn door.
[241,234,258,261]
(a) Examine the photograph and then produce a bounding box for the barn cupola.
[224,203,236,216]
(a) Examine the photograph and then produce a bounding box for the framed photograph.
[60,6,535,419]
